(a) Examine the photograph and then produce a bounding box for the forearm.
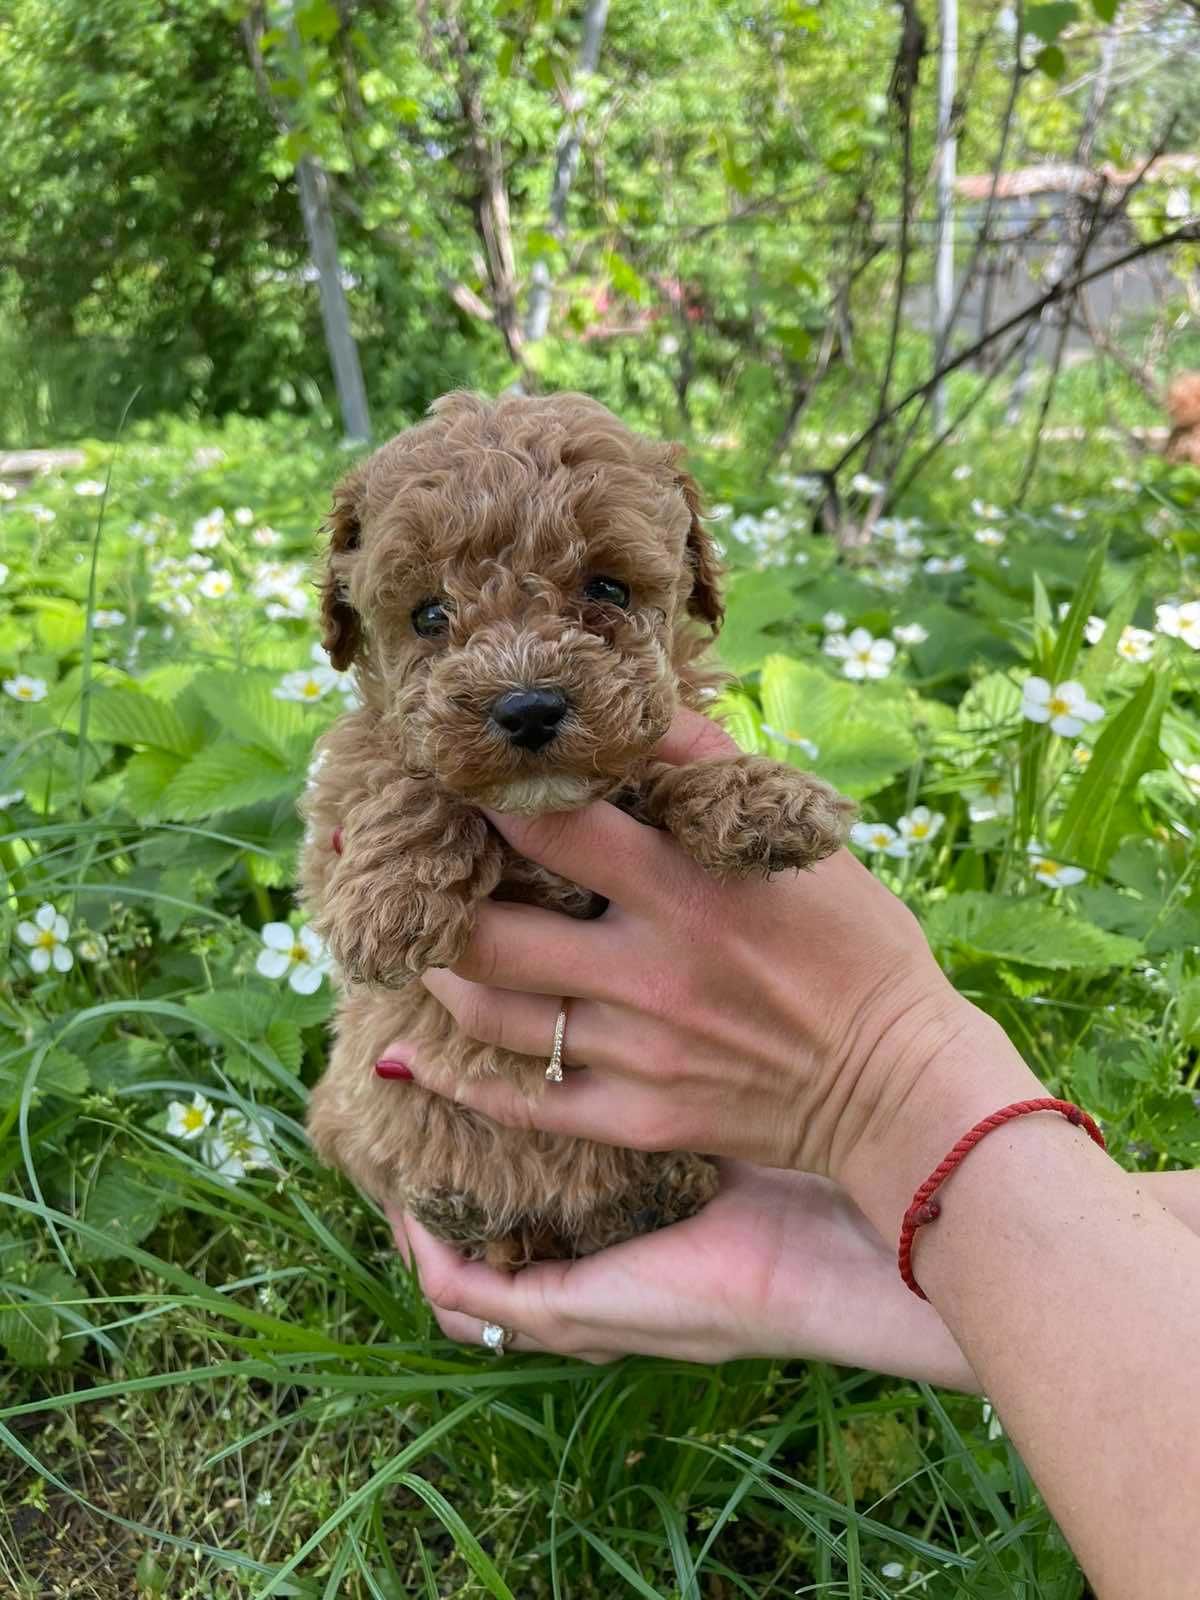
[845,1010,1200,1600]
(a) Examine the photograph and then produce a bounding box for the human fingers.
[374,1036,684,1151]
[480,797,691,913]
[418,970,615,1068]
[652,704,741,766]
[446,900,633,998]
[400,1216,612,1359]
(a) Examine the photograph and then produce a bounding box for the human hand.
[391,1161,977,1386]
[379,707,1043,1234]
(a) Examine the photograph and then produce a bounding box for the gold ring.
[546,1004,567,1083]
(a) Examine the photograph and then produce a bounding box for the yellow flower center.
[302,679,321,697]
[871,831,890,846]
[35,929,57,949]
[290,943,307,964]
[909,822,929,839]
[182,1107,206,1132]
[17,686,32,699]
[1048,696,1070,717]
[1035,859,1059,878]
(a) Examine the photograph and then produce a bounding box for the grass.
[2,363,1199,1595]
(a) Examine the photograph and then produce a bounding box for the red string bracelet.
[897,1098,1107,1300]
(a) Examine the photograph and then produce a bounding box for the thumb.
[653,705,740,766]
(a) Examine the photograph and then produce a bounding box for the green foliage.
[1,407,1199,1593]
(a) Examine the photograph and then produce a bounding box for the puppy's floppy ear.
[319,470,364,670]
[676,469,724,630]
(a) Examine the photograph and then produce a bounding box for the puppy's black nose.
[490,688,568,751]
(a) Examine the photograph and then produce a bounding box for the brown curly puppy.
[1165,373,1200,469]
[299,390,853,1267]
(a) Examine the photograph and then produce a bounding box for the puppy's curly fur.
[299,391,853,1266]
[1165,372,1200,469]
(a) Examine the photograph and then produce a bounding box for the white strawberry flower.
[166,1091,215,1141]
[233,506,255,526]
[850,820,908,858]
[76,932,108,962]
[826,627,896,680]
[1172,760,1200,797]
[4,674,48,703]
[952,463,973,480]
[1082,615,1105,644]
[16,903,74,973]
[760,724,820,759]
[0,482,17,501]
[850,472,884,496]
[1051,503,1085,521]
[160,591,194,619]
[1020,677,1103,738]
[1110,476,1136,493]
[256,922,331,994]
[1071,743,1092,768]
[1115,626,1154,664]
[191,509,226,549]
[29,504,56,524]
[207,1109,273,1180]
[895,535,925,558]
[973,527,1005,547]
[91,609,127,628]
[966,771,1013,822]
[73,479,106,497]
[198,569,234,600]
[265,589,310,620]
[893,622,928,646]
[897,806,944,846]
[873,563,914,593]
[0,788,24,808]
[924,555,966,575]
[822,609,847,632]
[1028,842,1085,888]
[273,667,338,703]
[1154,602,1200,649]
[971,499,1002,520]
[253,525,283,547]
[185,553,213,572]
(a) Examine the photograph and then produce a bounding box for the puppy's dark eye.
[583,575,630,608]
[412,598,451,638]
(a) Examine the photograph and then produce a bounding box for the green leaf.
[76,684,197,755]
[1050,535,1109,683]
[189,672,315,763]
[121,747,187,820]
[1175,977,1200,1046]
[1025,2,1079,42]
[718,571,803,672]
[1053,668,1169,870]
[1091,0,1118,18]
[0,1267,85,1369]
[925,893,1141,970]
[604,250,649,303]
[160,744,296,820]
[75,1160,165,1263]
[759,655,917,798]
[1078,569,1141,692]
[1034,44,1067,78]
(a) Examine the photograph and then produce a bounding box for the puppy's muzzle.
[490,687,569,752]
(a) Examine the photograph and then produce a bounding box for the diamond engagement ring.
[546,1004,567,1083]
[481,1321,511,1354]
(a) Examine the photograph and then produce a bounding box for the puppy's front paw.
[646,755,854,878]
[326,887,477,985]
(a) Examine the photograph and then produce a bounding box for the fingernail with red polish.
[375,1059,414,1081]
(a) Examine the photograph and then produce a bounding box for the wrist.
[832,994,1046,1243]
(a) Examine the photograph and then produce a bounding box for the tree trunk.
[295,155,372,444]
[931,0,958,432]
[524,0,610,344]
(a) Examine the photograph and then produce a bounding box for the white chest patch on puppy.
[489,776,596,815]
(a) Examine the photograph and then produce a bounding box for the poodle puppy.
[1165,372,1200,469]
[299,390,852,1267]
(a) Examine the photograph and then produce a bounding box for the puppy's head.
[318,390,722,815]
